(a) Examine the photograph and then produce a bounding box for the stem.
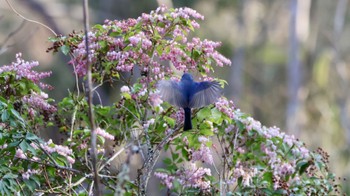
[138,126,182,195]
[82,0,100,195]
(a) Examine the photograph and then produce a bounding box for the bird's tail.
[184,107,192,131]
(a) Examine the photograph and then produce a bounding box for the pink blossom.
[22,92,57,114]
[120,86,130,93]
[198,136,209,143]
[95,127,115,140]
[191,144,214,165]
[178,163,212,191]
[0,144,8,149]
[22,169,38,180]
[0,53,52,89]
[40,139,75,164]
[154,172,175,189]
[215,97,235,119]
[143,119,155,129]
[149,92,163,107]
[15,149,27,159]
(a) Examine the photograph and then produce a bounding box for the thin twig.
[120,104,142,123]
[0,20,26,54]
[139,126,182,195]
[4,0,57,36]
[98,143,132,172]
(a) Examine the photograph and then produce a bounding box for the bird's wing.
[157,80,187,108]
[189,81,222,108]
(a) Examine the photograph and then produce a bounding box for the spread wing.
[189,81,222,108]
[157,80,187,108]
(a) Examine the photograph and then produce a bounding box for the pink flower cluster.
[40,139,75,164]
[226,111,314,188]
[158,37,231,73]
[64,5,231,83]
[22,92,57,115]
[238,115,311,161]
[232,163,258,187]
[70,32,100,76]
[172,109,184,124]
[155,163,212,192]
[120,86,130,93]
[95,127,115,140]
[187,38,231,69]
[15,145,40,162]
[137,5,204,30]
[15,149,27,159]
[143,118,155,129]
[191,136,213,165]
[178,163,212,191]
[154,172,175,189]
[0,53,52,89]
[149,92,163,108]
[22,169,39,180]
[215,97,235,119]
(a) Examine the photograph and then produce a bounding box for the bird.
[157,73,223,131]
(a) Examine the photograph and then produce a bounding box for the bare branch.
[81,0,100,194]
[4,0,57,36]
[0,20,26,54]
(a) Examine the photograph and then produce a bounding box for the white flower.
[120,86,130,93]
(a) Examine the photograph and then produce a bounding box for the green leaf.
[181,148,189,160]
[23,179,36,192]
[48,37,60,42]
[121,92,131,100]
[156,45,163,56]
[10,109,23,122]
[2,173,17,179]
[1,110,9,122]
[133,83,143,92]
[110,31,121,37]
[8,141,20,148]
[262,172,273,185]
[211,108,222,123]
[99,40,108,51]
[25,133,39,141]
[200,129,214,136]
[164,116,175,127]
[197,107,211,121]
[60,45,70,55]
[172,152,179,161]
[163,157,172,166]
[93,24,104,31]
[192,50,201,60]
[19,140,30,152]
[297,160,311,175]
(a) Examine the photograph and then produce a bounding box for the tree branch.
[4,0,57,36]
[82,0,100,195]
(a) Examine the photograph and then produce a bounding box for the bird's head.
[181,73,193,82]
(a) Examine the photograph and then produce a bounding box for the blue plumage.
[158,73,222,131]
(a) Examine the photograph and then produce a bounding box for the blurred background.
[0,0,349,193]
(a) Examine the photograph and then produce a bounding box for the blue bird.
[157,73,223,131]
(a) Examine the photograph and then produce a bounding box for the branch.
[18,155,82,174]
[4,0,57,36]
[0,20,26,55]
[138,126,182,195]
[98,143,131,172]
[82,0,100,194]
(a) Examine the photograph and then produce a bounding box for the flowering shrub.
[0,6,343,195]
